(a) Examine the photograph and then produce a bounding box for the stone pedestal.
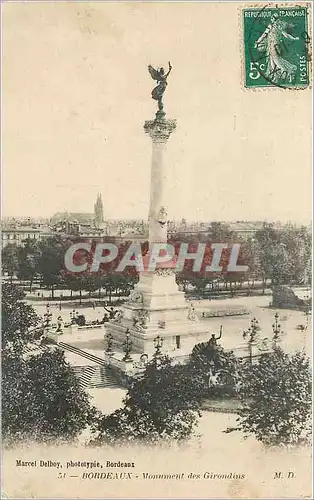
[106,116,211,360]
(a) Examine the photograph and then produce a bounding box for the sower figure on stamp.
[148,61,172,117]
[254,15,299,84]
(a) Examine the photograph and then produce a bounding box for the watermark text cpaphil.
[64,242,248,275]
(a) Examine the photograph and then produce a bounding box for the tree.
[2,350,96,445]
[2,244,19,283]
[2,283,40,354]
[65,274,87,305]
[176,273,191,292]
[92,355,201,446]
[84,276,99,298]
[229,348,312,447]
[240,238,262,292]
[255,223,287,287]
[254,222,312,288]
[279,224,312,285]
[2,284,97,445]
[207,222,236,242]
[17,239,42,292]
[115,274,138,297]
[37,236,65,298]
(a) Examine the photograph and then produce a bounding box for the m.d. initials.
[273,471,295,479]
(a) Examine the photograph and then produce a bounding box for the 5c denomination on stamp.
[243,4,311,89]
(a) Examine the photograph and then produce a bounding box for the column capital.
[144,117,176,143]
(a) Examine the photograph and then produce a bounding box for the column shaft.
[149,141,167,244]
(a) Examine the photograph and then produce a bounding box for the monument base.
[105,269,212,359]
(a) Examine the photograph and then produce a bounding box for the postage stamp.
[243,4,311,89]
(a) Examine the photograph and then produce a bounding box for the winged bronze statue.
[148,62,172,115]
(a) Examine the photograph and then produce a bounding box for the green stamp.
[243,4,310,88]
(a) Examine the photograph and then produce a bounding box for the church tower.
[94,193,104,228]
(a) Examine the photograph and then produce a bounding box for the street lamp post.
[250,317,260,338]
[43,304,52,331]
[304,291,311,327]
[122,328,133,362]
[272,312,283,350]
[298,293,311,351]
[153,335,164,357]
[243,318,260,365]
[243,327,253,365]
[70,309,76,325]
[56,315,63,334]
[105,333,114,354]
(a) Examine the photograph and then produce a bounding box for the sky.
[2,2,312,223]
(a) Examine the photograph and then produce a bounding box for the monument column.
[144,118,176,245]
[105,63,210,359]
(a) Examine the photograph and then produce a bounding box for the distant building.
[50,211,95,224]
[1,223,53,248]
[50,193,105,231]
[167,221,265,241]
[113,229,149,245]
[94,193,105,228]
[227,221,264,241]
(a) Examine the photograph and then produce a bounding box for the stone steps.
[58,342,119,388]
[58,341,105,365]
[72,365,119,389]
